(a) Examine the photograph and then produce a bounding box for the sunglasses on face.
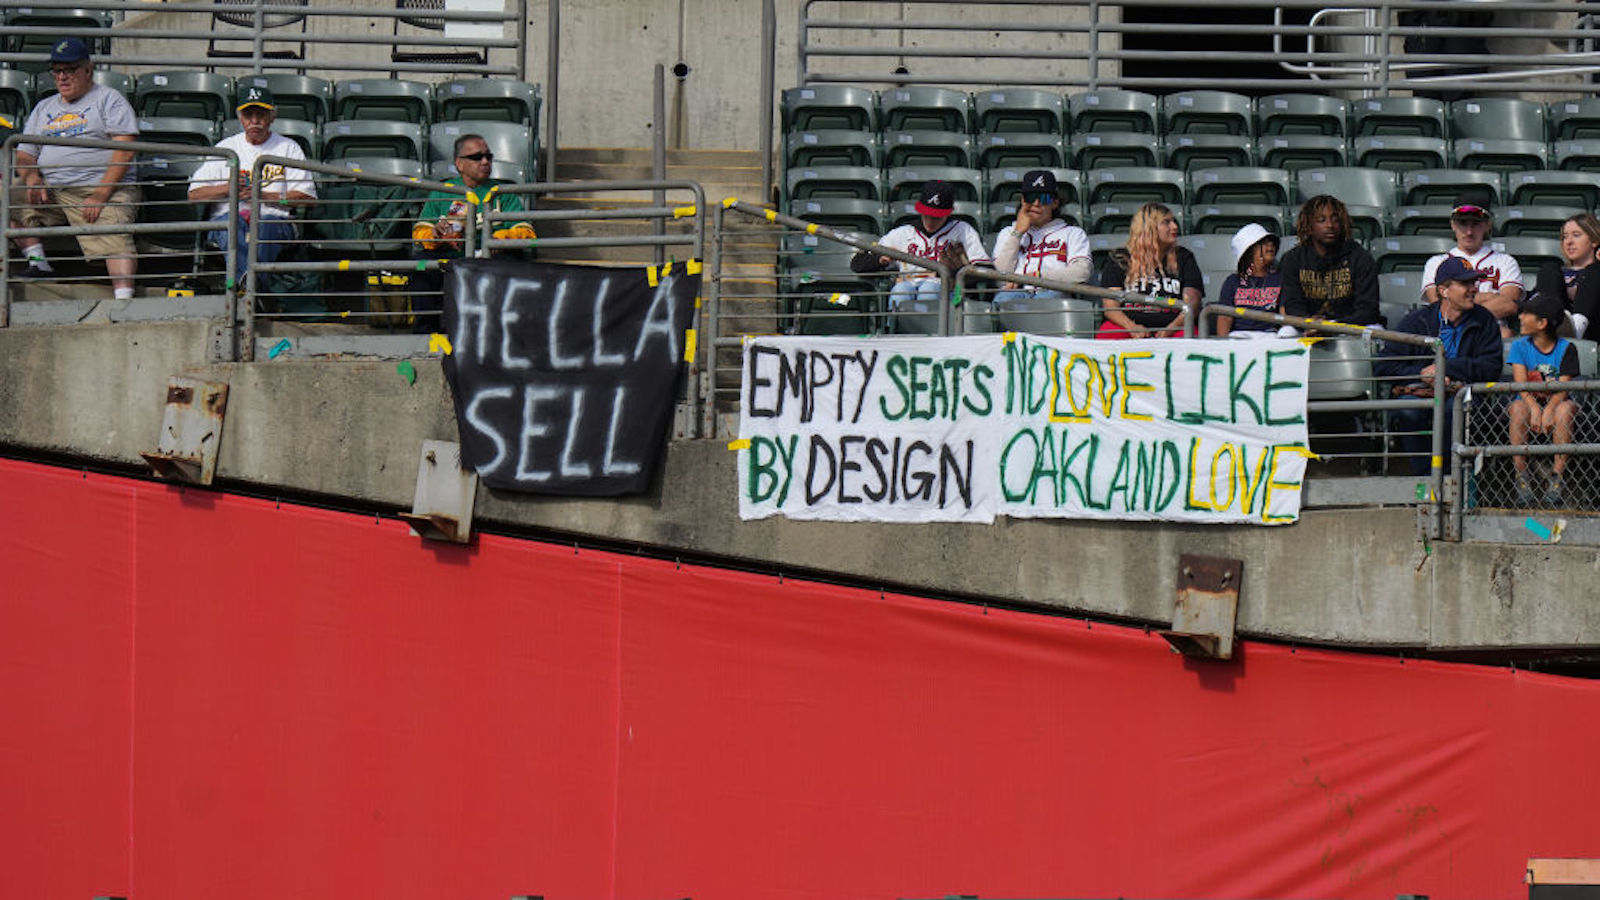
[1021,192,1054,205]
[49,66,86,77]
[457,151,493,162]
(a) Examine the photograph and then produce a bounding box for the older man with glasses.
[409,133,534,332]
[9,37,140,299]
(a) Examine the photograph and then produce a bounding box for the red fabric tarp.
[1,455,1596,900]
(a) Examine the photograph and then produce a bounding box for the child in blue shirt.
[1507,291,1581,504]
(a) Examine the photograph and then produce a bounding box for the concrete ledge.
[1,320,1593,651]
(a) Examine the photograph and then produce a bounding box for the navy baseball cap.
[1520,290,1564,325]
[1435,256,1486,284]
[50,37,91,64]
[915,180,954,218]
[1019,169,1059,199]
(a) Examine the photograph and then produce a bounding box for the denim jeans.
[208,213,296,281]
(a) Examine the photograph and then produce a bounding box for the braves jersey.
[992,219,1091,282]
[878,218,991,280]
[1421,246,1523,298]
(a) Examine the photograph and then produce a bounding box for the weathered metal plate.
[139,376,229,485]
[398,440,478,544]
[1160,553,1243,660]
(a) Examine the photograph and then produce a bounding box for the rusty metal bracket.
[397,440,478,544]
[139,376,229,485]
[1160,554,1243,660]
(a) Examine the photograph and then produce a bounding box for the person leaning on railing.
[849,179,990,312]
[409,132,534,332]
[1095,201,1201,339]
[8,38,139,300]
[1276,194,1380,330]
[1375,256,1506,476]
[1506,291,1581,505]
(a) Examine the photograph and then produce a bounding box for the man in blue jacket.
[1376,256,1505,474]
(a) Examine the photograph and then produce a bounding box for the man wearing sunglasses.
[410,134,534,330]
[8,37,140,299]
[1420,189,1522,336]
[991,169,1091,315]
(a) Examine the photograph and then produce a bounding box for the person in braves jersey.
[1421,190,1523,337]
[990,169,1091,314]
[1212,222,1282,338]
[1506,290,1581,505]
[1096,202,1203,338]
[849,179,989,313]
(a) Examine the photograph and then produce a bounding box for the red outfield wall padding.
[2,455,1598,900]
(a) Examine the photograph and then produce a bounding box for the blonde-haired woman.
[1096,202,1203,338]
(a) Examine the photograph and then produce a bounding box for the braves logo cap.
[1020,169,1059,197]
[915,180,955,217]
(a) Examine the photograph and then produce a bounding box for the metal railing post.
[1429,340,1447,537]
[653,63,667,267]
[545,0,561,182]
[759,0,776,204]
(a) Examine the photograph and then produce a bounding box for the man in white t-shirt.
[188,85,316,281]
[1421,191,1522,336]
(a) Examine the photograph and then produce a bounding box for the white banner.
[735,335,1312,525]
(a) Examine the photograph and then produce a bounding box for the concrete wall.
[3,320,1596,654]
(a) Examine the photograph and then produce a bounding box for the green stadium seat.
[1089,232,1131,276]
[135,71,234,122]
[135,116,221,149]
[1378,270,1425,314]
[781,231,856,282]
[1306,339,1375,401]
[1177,232,1238,274]
[1191,166,1292,206]
[2,9,113,73]
[1069,131,1159,168]
[0,69,30,119]
[1259,134,1346,172]
[223,116,319,158]
[1507,171,1600,209]
[434,78,540,125]
[321,119,426,162]
[882,130,974,168]
[1350,96,1446,137]
[885,166,981,203]
[1341,204,1388,243]
[975,133,1066,170]
[1189,203,1290,236]
[786,165,883,201]
[1256,93,1347,136]
[781,85,876,132]
[237,74,333,125]
[1165,134,1254,172]
[1068,89,1159,133]
[975,89,1064,135]
[1453,138,1547,173]
[995,294,1099,337]
[880,87,970,133]
[33,69,131,103]
[1548,98,1600,141]
[334,79,433,124]
[311,157,427,256]
[428,120,535,175]
[1162,90,1253,136]
[1400,168,1503,205]
[785,129,881,168]
[985,167,1081,206]
[789,197,886,234]
[1296,167,1397,207]
[1087,202,1140,234]
[889,199,981,230]
[1369,235,1453,273]
[1553,139,1600,172]
[1451,97,1544,141]
[1391,205,1458,237]
[1496,205,1584,238]
[1494,236,1563,274]
[1086,166,1185,206]
[790,284,881,336]
[135,153,207,268]
[1354,135,1449,172]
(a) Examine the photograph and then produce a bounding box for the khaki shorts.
[11,182,140,258]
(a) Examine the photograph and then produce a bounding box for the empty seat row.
[0,69,540,128]
[782,86,1600,142]
[784,127,1600,176]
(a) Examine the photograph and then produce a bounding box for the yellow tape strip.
[764,209,777,222]
[673,205,697,219]
[684,328,697,362]
[727,438,751,450]
[694,296,703,308]
[722,196,738,208]
[338,260,351,271]
[429,333,453,355]
[1431,455,1444,468]
[1003,332,1018,343]
[686,259,703,275]
[805,223,819,234]
[662,260,674,277]
[646,265,659,287]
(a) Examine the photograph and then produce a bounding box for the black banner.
[441,258,699,495]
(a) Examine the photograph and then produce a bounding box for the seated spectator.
[990,169,1091,311]
[8,38,139,299]
[1507,291,1580,505]
[849,179,990,314]
[187,86,316,282]
[1096,201,1201,339]
[411,133,534,331]
[1277,194,1380,327]
[1376,257,1505,475]
[1421,190,1522,336]
[1212,222,1282,338]
[1532,212,1600,339]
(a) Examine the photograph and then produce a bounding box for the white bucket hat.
[1230,222,1279,272]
